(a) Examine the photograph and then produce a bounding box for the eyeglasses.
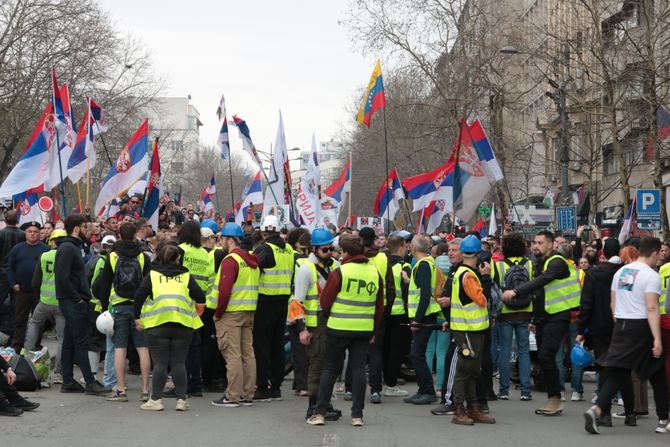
[319,246,335,252]
[130,201,139,204]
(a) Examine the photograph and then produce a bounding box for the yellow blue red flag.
[356,59,386,128]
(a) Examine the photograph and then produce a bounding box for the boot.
[451,404,474,426]
[535,396,564,416]
[467,403,496,424]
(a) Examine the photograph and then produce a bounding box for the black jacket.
[133,263,205,319]
[577,262,620,336]
[253,235,286,270]
[0,226,25,269]
[514,250,571,321]
[92,240,151,310]
[55,236,92,302]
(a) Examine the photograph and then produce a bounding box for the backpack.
[501,258,533,310]
[113,254,144,299]
[9,355,41,391]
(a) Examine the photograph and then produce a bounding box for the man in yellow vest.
[450,235,496,425]
[210,223,260,408]
[24,229,67,382]
[252,214,295,401]
[502,230,581,416]
[94,222,151,402]
[307,234,384,427]
[404,234,441,405]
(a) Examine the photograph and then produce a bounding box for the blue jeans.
[498,320,531,395]
[410,314,437,395]
[556,322,583,393]
[103,335,117,388]
[425,320,448,390]
[59,299,96,385]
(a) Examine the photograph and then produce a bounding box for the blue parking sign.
[636,189,661,230]
[556,206,577,234]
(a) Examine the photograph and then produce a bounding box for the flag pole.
[382,108,391,235]
[227,156,235,211]
[85,159,90,211]
[347,151,352,227]
[53,130,68,217]
[76,182,83,213]
[95,122,114,168]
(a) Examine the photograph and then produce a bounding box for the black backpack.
[501,258,533,310]
[9,355,40,391]
[113,254,143,299]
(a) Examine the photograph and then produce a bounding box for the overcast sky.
[98,0,371,160]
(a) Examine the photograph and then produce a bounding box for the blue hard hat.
[570,344,594,368]
[311,228,335,246]
[460,235,481,253]
[220,222,243,238]
[200,219,218,233]
[390,230,412,242]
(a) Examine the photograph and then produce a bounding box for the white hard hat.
[261,214,280,232]
[96,311,114,336]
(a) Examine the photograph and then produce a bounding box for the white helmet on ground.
[261,214,280,232]
[96,311,114,336]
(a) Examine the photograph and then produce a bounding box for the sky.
[98,0,372,161]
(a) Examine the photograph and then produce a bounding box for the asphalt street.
[4,364,669,447]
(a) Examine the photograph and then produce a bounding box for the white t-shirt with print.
[611,261,661,319]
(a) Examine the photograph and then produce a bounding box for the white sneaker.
[140,398,164,411]
[176,398,190,411]
[571,391,584,402]
[560,392,566,402]
[590,395,597,404]
[616,398,624,406]
[656,419,668,433]
[383,386,409,397]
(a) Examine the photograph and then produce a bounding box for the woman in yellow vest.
[133,244,205,412]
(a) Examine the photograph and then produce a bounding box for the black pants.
[146,325,193,400]
[59,299,95,385]
[536,318,569,398]
[0,370,20,403]
[452,331,485,405]
[253,297,288,391]
[12,290,38,352]
[440,338,458,404]
[368,320,385,393]
[200,308,226,386]
[411,313,437,395]
[315,333,369,418]
[185,331,201,393]
[383,314,410,388]
[288,323,308,391]
[476,327,493,404]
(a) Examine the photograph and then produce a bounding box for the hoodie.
[92,240,151,310]
[55,236,92,302]
[214,248,259,319]
[133,263,205,319]
[577,261,620,337]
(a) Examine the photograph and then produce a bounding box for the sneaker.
[616,397,624,406]
[431,403,455,415]
[383,386,409,397]
[479,402,490,414]
[596,414,613,427]
[408,393,437,405]
[52,372,63,384]
[295,390,308,397]
[240,399,254,407]
[306,414,325,425]
[211,397,239,408]
[176,399,190,411]
[106,389,128,402]
[498,393,509,400]
[351,417,364,427]
[571,391,584,402]
[403,392,420,403]
[520,394,532,401]
[334,383,345,394]
[253,390,272,402]
[591,395,598,404]
[11,398,39,411]
[85,381,111,396]
[140,398,164,411]
[656,419,669,434]
[0,401,23,416]
[343,391,353,401]
[612,411,627,419]
[560,391,566,402]
[141,392,150,403]
[60,381,85,393]
[584,406,600,434]
[269,389,282,401]
[370,392,382,404]
[625,414,637,427]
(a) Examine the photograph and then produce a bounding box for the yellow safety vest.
[258,243,294,296]
[659,263,670,316]
[90,255,106,312]
[327,262,379,332]
[39,251,57,306]
[109,251,145,305]
[543,255,581,314]
[390,262,407,316]
[368,252,388,291]
[494,257,534,314]
[299,260,320,328]
[210,252,259,312]
[450,265,489,331]
[179,243,214,295]
[140,271,203,330]
[407,257,441,319]
[205,248,224,309]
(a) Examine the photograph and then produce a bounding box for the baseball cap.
[101,235,117,246]
[200,228,215,238]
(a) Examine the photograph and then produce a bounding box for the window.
[170,140,183,151]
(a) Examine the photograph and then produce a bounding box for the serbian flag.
[373,168,404,220]
[323,158,351,205]
[226,204,240,222]
[402,161,454,212]
[472,218,487,239]
[236,169,263,225]
[231,115,263,168]
[216,95,230,160]
[14,187,44,224]
[51,67,66,127]
[468,118,504,181]
[45,82,77,191]
[418,200,449,234]
[67,98,96,183]
[0,104,56,198]
[143,139,161,230]
[618,194,636,245]
[356,59,386,128]
[90,99,108,135]
[646,105,670,161]
[94,119,149,216]
[200,174,216,216]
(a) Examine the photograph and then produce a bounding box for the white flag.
[263,112,288,216]
[488,202,497,236]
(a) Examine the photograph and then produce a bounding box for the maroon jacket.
[214,248,259,319]
[320,254,384,335]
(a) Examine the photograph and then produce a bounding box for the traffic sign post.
[556,206,577,234]
[636,189,661,231]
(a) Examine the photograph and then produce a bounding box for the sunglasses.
[319,246,335,252]
[130,201,139,204]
